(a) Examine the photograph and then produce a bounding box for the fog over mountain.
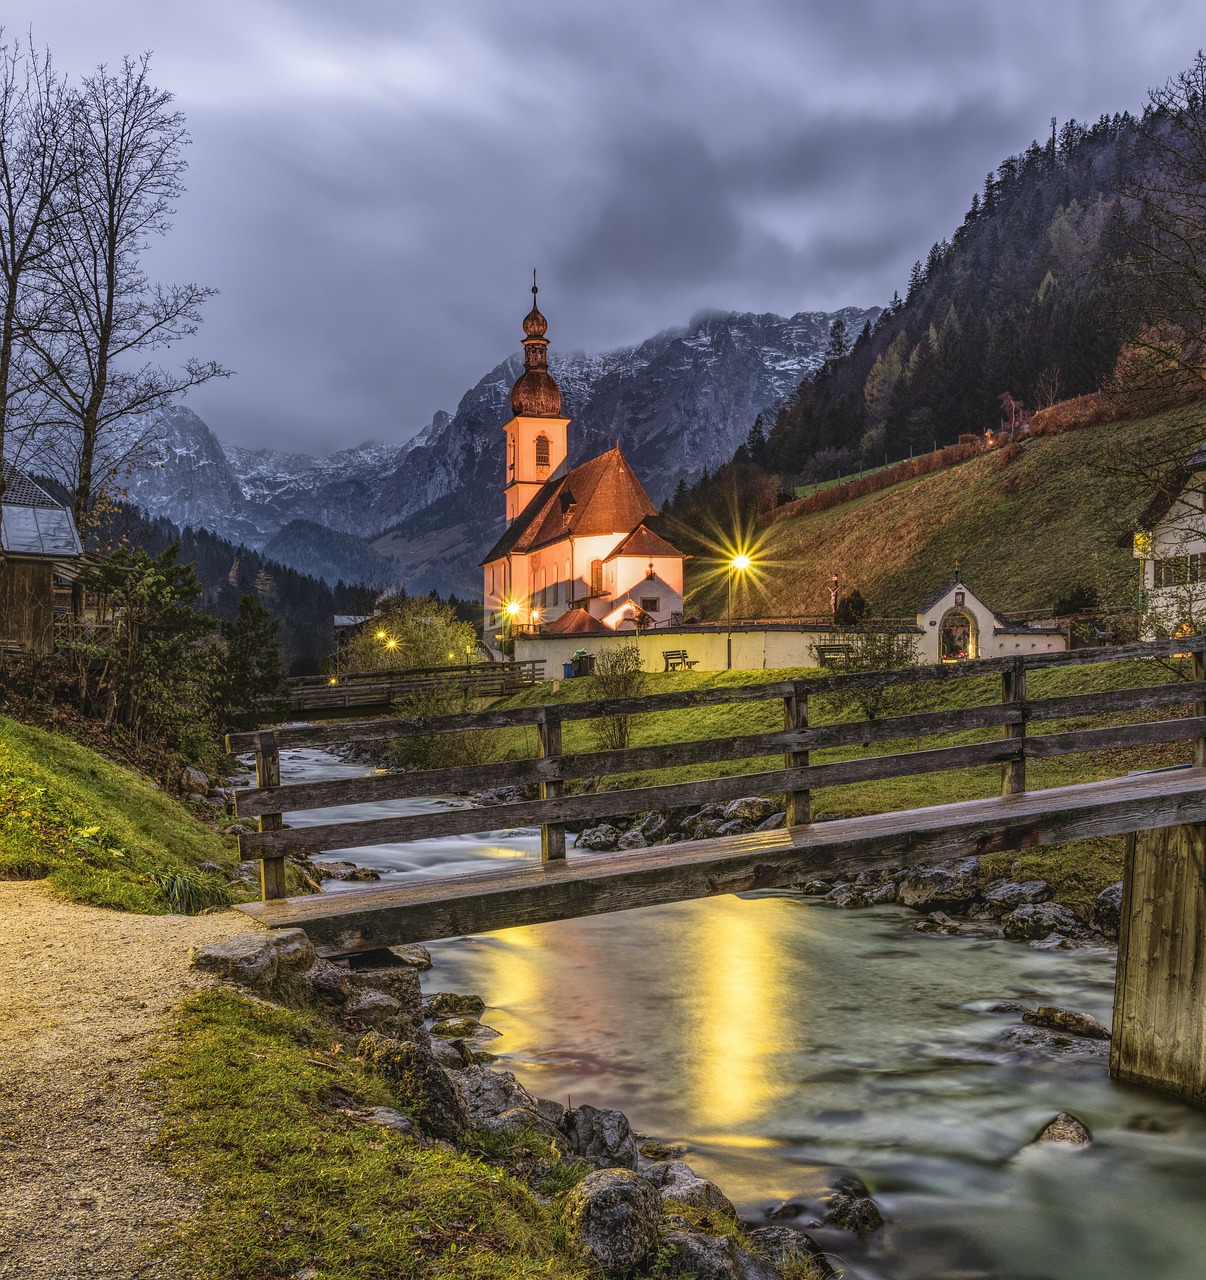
[126,305,876,594]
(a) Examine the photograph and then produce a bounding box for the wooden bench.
[812,643,854,668]
[662,649,699,671]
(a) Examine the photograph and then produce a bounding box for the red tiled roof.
[481,446,663,564]
[542,607,608,635]
[603,523,684,562]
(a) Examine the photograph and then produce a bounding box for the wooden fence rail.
[287,660,544,713]
[228,637,1206,901]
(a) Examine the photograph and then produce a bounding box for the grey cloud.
[15,0,1206,451]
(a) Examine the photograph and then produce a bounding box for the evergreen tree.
[218,594,288,722]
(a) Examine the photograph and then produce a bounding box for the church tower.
[502,275,570,524]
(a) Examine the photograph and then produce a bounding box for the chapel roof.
[603,523,684,562]
[542,606,609,635]
[481,446,661,564]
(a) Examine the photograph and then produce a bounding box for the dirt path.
[0,883,252,1279]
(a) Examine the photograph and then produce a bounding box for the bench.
[812,643,854,668]
[662,649,699,671]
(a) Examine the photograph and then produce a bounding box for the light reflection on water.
[280,749,1206,1280]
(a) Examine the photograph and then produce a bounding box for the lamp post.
[504,600,520,651]
[727,553,751,670]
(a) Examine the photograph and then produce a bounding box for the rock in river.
[897,858,980,910]
[1023,1005,1110,1040]
[1003,902,1084,940]
[1029,1112,1093,1147]
[644,1160,736,1215]
[565,1102,638,1169]
[983,879,1052,915]
[1094,881,1125,939]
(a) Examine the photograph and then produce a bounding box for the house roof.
[603,523,684,562]
[542,606,609,635]
[1,465,82,559]
[481,446,662,564]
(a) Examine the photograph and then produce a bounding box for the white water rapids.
[277,748,1206,1280]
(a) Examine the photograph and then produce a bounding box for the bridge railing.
[287,660,544,712]
[228,637,1206,900]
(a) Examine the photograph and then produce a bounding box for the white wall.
[916,582,1065,662]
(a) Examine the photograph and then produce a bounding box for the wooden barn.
[0,467,83,653]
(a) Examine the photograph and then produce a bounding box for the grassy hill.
[0,716,239,913]
[687,408,1199,620]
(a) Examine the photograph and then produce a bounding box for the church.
[481,283,686,638]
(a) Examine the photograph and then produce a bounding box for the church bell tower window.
[536,433,550,476]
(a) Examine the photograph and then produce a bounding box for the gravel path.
[0,882,252,1279]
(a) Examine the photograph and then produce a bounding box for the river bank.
[267,746,1206,1280]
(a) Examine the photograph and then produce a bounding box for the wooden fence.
[287,659,544,713]
[227,637,1206,901]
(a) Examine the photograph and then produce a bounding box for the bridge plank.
[236,769,1206,955]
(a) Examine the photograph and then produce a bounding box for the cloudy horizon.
[15,0,1206,455]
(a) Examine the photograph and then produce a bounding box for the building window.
[640,596,660,614]
[590,559,603,597]
[1155,553,1206,586]
[535,433,550,473]
[939,608,977,661]
[552,575,559,605]
[539,568,547,607]
[489,565,495,594]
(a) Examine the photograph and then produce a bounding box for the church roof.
[542,606,609,635]
[603,523,684,562]
[481,446,661,564]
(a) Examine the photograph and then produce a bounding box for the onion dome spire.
[510,269,562,417]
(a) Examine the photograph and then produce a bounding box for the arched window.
[940,609,977,662]
[590,559,603,597]
[539,567,547,607]
[535,433,550,472]
[488,565,495,595]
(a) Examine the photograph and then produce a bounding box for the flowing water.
[280,748,1206,1280]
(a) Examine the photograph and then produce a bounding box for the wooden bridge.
[228,637,1206,1103]
[286,659,543,713]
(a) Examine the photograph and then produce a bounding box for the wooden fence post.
[783,681,810,826]
[1194,646,1205,769]
[1111,823,1206,1102]
[1001,660,1026,796]
[538,710,566,861]
[253,730,288,900]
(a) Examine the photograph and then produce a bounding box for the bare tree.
[31,54,227,524]
[0,33,71,495]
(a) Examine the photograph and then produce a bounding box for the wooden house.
[0,468,84,652]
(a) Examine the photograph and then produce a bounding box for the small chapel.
[481,283,686,638]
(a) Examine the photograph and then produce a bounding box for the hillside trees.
[340,596,476,672]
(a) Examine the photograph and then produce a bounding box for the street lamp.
[503,599,521,648]
[727,552,752,669]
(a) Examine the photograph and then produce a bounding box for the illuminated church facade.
[481,284,685,639]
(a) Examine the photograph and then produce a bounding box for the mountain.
[124,306,877,595]
[263,519,398,588]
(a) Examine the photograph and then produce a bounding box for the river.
[279,748,1206,1280]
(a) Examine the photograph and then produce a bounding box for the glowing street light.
[727,550,754,670]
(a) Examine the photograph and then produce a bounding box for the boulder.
[1030,932,1080,951]
[304,958,353,1002]
[344,989,407,1030]
[826,1190,883,1233]
[632,811,670,842]
[795,880,832,896]
[685,817,724,841]
[914,911,962,935]
[618,829,649,849]
[643,1160,735,1215]
[897,858,980,910]
[564,1103,638,1170]
[1003,902,1084,941]
[827,883,869,909]
[431,1017,485,1039]
[1000,1025,1109,1059]
[191,933,277,989]
[1022,1005,1110,1040]
[451,1065,536,1120]
[640,1138,687,1161]
[562,1169,661,1269]
[428,1038,472,1068]
[268,928,315,976]
[757,811,787,831]
[983,879,1053,915]
[746,1227,836,1278]
[181,765,209,793]
[351,967,424,1037]
[1030,1112,1093,1147]
[576,824,620,851]
[389,943,433,970]
[482,1106,567,1146]
[1094,881,1124,939]
[359,1106,421,1137]
[427,991,486,1017]
[723,796,779,823]
[356,1032,468,1141]
[715,818,752,837]
[312,860,362,880]
[867,881,898,904]
[660,1230,781,1280]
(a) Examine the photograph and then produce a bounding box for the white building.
[1134,447,1206,635]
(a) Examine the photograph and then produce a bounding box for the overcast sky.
[15,1,1206,454]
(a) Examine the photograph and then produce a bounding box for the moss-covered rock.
[356,1031,468,1141]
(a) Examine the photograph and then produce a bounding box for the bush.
[388,685,498,772]
[591,644,645,751]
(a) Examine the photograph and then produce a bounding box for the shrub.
[388,685,498,772]
[591,643,645,751]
